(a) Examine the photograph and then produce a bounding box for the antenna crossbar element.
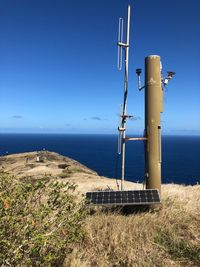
[117,42,129,47]
[121,115,133,119]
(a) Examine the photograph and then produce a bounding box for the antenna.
[117,18,123,70]
[86,4,175,210]
[117,5,131,190]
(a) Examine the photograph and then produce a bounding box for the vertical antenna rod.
[120,5,131,190]
[117,18,123,70]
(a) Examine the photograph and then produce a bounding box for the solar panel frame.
[85,189,161,206]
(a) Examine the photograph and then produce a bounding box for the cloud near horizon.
[11,115,24,119]
[91,116,102,121]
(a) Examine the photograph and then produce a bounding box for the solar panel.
[85,189,160,206]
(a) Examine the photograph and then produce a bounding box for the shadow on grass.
[87,204,161,216]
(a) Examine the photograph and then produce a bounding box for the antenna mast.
[86,3,175,209]
[117,5,131,190]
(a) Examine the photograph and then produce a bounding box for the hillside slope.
[0,150,141,192]
[1,151,199,266]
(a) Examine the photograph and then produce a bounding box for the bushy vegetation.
[0,172,87,267]
[1,169,200,267]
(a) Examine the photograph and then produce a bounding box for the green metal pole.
[145,55,163,195]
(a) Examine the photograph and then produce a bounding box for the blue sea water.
[0,134,200,185]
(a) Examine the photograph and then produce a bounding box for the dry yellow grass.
[65,184,200,267]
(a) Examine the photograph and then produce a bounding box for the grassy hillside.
[65,185,200,267]
[0,151,199,266]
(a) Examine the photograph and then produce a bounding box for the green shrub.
[0,172,87,267]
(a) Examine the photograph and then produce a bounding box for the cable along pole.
[117,5,131,190]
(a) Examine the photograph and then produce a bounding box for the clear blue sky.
[0,0,199,135]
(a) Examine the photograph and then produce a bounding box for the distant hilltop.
[0,151,199,200]
[0,151,139,193]
[0,150,96,179]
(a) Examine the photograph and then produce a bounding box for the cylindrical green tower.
[145,55,163,195]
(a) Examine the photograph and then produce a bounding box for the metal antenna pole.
[121,5,131,190]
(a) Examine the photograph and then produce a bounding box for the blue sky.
[0,0,199,135]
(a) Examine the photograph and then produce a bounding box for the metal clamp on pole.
[117,42,129,47]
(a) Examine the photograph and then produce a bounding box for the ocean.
[0,134,200,185]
